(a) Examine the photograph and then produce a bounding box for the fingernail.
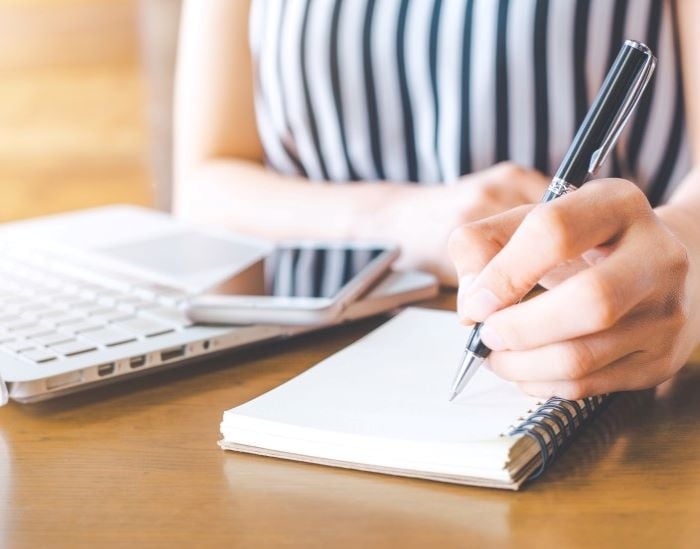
[457,274,477,319]
[479,323,506,351]
[460,287,502,321]
[458,274,477,291]
[582,248,609,265]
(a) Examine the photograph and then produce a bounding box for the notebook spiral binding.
[509,394,612,481]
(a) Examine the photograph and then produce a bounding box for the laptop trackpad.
[98,232,266,289]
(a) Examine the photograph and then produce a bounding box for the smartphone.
[185,242,399,325]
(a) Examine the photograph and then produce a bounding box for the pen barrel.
[465,322,491,359]
[541,177,578,202]
[554,41,651,186]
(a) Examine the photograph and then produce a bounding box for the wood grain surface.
[0,0,151,223]
[1,291,700,548]
[2,2,700,547]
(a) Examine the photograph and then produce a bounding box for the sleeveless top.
[250,0,690,206]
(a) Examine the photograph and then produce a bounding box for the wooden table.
[1,293,699,548]
[6,2,698,546]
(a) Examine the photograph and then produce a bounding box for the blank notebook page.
[221,308,542,479]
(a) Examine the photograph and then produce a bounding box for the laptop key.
[19,347,58,364]
[96,295,120,308]
[95,288,124,299]
[0,311,23,324]
[113,317,174,337]
[13,301,47,313]
[81,327,136,347]
[116,296,158,312]
[31,331,74,346]
[142,307,192,328]
[84,307,115,318]
[20,305,64,320]
[5,318,36,332]
[10,325,54,339]
[51,294,87,308]
[90,310,134,324]
[2,339,35,353]
[71,302,110,316]
[62,320,102,334]
[77,288,100,300]
[52,314,87,327]
[49,339,97,357]
[139,282,188,300]
[2,297,33,310]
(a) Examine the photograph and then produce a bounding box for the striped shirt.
[250,0,691,206]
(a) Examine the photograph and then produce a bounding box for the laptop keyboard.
[0,243,194,365]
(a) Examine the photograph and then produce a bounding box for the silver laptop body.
[0,206,437,403]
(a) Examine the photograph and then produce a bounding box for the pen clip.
[588,42,657,175]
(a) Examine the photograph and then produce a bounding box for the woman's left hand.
[448,178,698,399]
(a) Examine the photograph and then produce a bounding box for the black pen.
[449,40,657,401]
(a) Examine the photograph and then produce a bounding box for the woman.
[174,0,700,399]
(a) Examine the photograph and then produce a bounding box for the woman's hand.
[448,178,699,399]
[383,163,549,285]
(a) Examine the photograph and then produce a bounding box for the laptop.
[0,206,437,403]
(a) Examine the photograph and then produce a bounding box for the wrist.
[355,184,426,242]
[321,183,400,241]
[655,203,700,259]
[656,204,700,337]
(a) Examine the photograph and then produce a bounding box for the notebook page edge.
[220,414,526,475]
[219,440,543,490]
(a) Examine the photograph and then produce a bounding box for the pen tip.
[448,390,459,402]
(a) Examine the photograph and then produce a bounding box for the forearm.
[173,158,405,242]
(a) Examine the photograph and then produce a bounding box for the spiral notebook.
[220,308,609,490]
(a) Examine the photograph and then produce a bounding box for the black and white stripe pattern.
[266,247,386,298]
[251,0,690,204]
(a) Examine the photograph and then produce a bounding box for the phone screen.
[213,246,389,300]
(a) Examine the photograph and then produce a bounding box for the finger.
[487,317,658,382]
[448,204,532,286]
[481,228,658,350]
[516,350,674,400]
[459,179,651,323]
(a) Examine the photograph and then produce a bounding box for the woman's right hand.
[382,162,549,286]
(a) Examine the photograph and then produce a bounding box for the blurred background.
[0,0,183,222]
